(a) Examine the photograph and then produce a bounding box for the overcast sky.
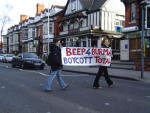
[0,0,124,35]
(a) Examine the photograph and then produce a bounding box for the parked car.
[12,52,45,69]
[0,54,4,62]
[2,54,14,63]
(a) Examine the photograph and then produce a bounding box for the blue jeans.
[45,70,67,90]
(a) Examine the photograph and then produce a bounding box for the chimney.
[20,15,28,23]
[36,3,44,15]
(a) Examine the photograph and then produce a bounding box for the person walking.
[93,37,114,89]
[45,38,69,92]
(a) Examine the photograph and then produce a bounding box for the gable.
[80,0,106,11]
[101,0,125,14]
[65,0,83,15]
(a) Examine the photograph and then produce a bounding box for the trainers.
[62,84,70,90]
[93,86,102,89]
[109,82,115,88]
[44,89,54,92]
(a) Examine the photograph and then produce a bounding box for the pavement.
[63,66,150,83]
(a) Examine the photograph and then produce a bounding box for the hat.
[53,38,60,43]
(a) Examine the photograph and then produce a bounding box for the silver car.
[0,54,4,62]
[2,54,14,63]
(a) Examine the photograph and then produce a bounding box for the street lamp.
[141,3,145,79]
[47,0,50,55]
[140,0,150,79]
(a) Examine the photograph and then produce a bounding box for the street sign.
[115,26,121,33]
[121,26,139,32]
[145,5,150,29]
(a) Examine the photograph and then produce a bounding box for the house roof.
[79,0,107,11]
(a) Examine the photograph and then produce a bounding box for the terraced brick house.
[121,0,150,70]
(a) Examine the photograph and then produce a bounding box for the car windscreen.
[6,54,14,57]
[23,53,38,58]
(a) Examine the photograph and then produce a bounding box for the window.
[43,22,53,34]
[38,28,40,37]
[115,20,120,26]
[28,28,32,39]
[131,3,136,22]
[32,28,36,38]
[43,23,48,35]
[49,23,53,33]
[71,0,76,12]
[74,21,79,29]
[80,21,83,28]
[22,30,28,40]
[120,20,125,27]
[69,23,74,30]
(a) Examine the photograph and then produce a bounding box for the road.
[0,62,150,113]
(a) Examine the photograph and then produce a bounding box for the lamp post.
[141,3,145,79]
[47,0,50,55]
[140,0,150,79]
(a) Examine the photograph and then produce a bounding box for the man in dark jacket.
[45,38,69,92]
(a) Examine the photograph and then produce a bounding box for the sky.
[0,0,68,35]
[0,0,124,35]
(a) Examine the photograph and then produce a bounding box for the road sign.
[116,26,121,33]
[145,5,150,29]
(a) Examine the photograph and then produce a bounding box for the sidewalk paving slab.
[63,66,150,83]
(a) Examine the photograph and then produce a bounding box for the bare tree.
[0,3,13,49]
[0,16,10,49]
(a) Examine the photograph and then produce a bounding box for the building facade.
[58,0,125,60]
[121,0,150,70]
[4,4,64,58]
[4,1,125,61]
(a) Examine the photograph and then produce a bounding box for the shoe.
[44,89,54,92]
[62,84,70,90]
[109,82,115,88]
[93,86,102,89]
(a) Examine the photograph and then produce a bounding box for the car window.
[23,53,38,58]
[6,54,14,57]
[17,54,22,58]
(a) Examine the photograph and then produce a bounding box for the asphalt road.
[0,62,150,113]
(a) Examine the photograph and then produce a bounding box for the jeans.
[45,70,67,90]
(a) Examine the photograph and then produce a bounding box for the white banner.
[61,47,112,66]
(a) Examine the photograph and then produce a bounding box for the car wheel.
[40,66,44,70]
[12,63,16,68]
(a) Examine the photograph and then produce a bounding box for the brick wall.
[20,15,28,23]
[54,12,63,38]
[125,2,140,27]
[36,4,44,15]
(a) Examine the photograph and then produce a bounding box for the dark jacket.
[100,44,110,68]
[101,44,109,48]
[47,44,63,71]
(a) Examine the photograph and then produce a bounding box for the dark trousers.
[93,66,113,87]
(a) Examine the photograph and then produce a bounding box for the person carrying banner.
[93,37,114,89]
[45,38,69,92]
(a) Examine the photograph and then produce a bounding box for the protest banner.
[61,47,112,66]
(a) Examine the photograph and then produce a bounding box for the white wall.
[100,0,125,32]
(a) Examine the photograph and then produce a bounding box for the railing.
[43,34,54,39]
[80,26,91,31]
[59,31,69,35]
[59,26,91,35]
